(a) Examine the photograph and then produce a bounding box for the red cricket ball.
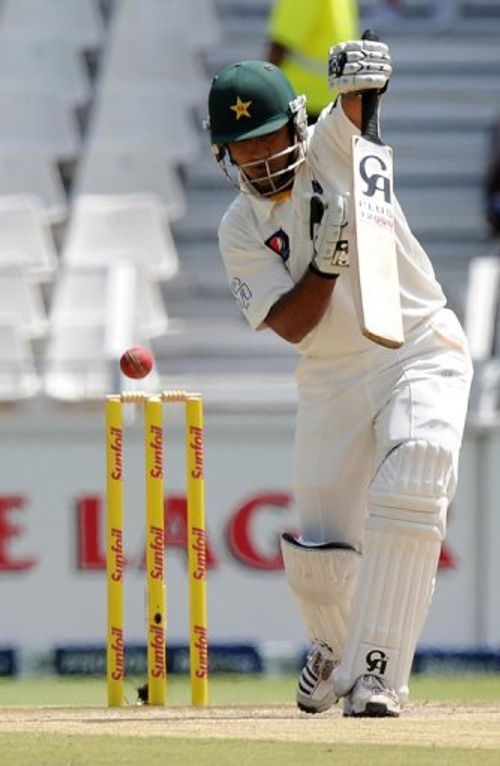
[119,346,154,379]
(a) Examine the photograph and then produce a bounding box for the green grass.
[1,675,500,766]
[0,733,499,766]
[410,673,500,701]
[1,673,500,706]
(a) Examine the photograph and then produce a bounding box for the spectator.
[266,0,359,123]
[485,118,500,242]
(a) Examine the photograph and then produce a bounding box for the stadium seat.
[162,318,300,360]
[464,255,500,361]
[49,261,169,339]
[98,28,208,108]
[0,90,81,161]
[110,0,221,53]
[0,262,48,339]
[0,0,105,52]
[72,148,186,221]
[87,87,199,165]
[0,35,92,108]
[61,195,179,280]
[0,154,67,226]
[0,196,58,281]
[0,317,41,399]
[43,321,161,400]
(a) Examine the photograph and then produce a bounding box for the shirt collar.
[246,187,292,222]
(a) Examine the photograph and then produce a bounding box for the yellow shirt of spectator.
[267,0,359,116]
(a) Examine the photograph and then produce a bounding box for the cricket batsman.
[204,38,472,716]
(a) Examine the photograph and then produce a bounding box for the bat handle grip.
[309,195,324,240]
[361,29,382,143]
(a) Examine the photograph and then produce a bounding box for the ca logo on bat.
[359,154,391,204]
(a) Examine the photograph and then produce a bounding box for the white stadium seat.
[99,29,208,107]
[0,262,48,339]
[72,148,186,221]
[110,0,221,53]
[0,154,67,226]
[0,35,92,108]
[87,87,199,165]
[0,0,105,51]
[0,196,58,281]
[0,90,81,161]
[62,195,179,280]
[49,263,169,339]
[0,317,41,399]
[44,322,161,400]
[464,256,500,362]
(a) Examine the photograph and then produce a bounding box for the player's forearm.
[264,269,336,344]
[341,94,362,130]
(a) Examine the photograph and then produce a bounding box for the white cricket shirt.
[218,98,446,358]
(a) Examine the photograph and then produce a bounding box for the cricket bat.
[350,30,404,349]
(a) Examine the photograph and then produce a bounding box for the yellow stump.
[186,396,209,706]
[106,391,207,708]
[106,396,125,707]
[145,397,167,705]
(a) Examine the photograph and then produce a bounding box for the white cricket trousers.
[293,308,473,547]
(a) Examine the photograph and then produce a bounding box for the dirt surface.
[1,703,500,749]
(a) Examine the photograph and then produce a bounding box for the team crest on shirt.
[265,228,290,262]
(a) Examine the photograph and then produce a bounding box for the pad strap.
[281,534,360,658]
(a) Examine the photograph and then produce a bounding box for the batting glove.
[309,194,350,279]
[328,39,392,94]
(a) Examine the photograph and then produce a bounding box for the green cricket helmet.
[205,60,308,197]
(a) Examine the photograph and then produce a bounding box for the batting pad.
[281,533,360,658]
[333,440,454,702]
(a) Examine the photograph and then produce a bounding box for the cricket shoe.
[343,674,400,718]
[296,641,338,714]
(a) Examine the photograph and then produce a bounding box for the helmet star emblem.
[230,96,252,120]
